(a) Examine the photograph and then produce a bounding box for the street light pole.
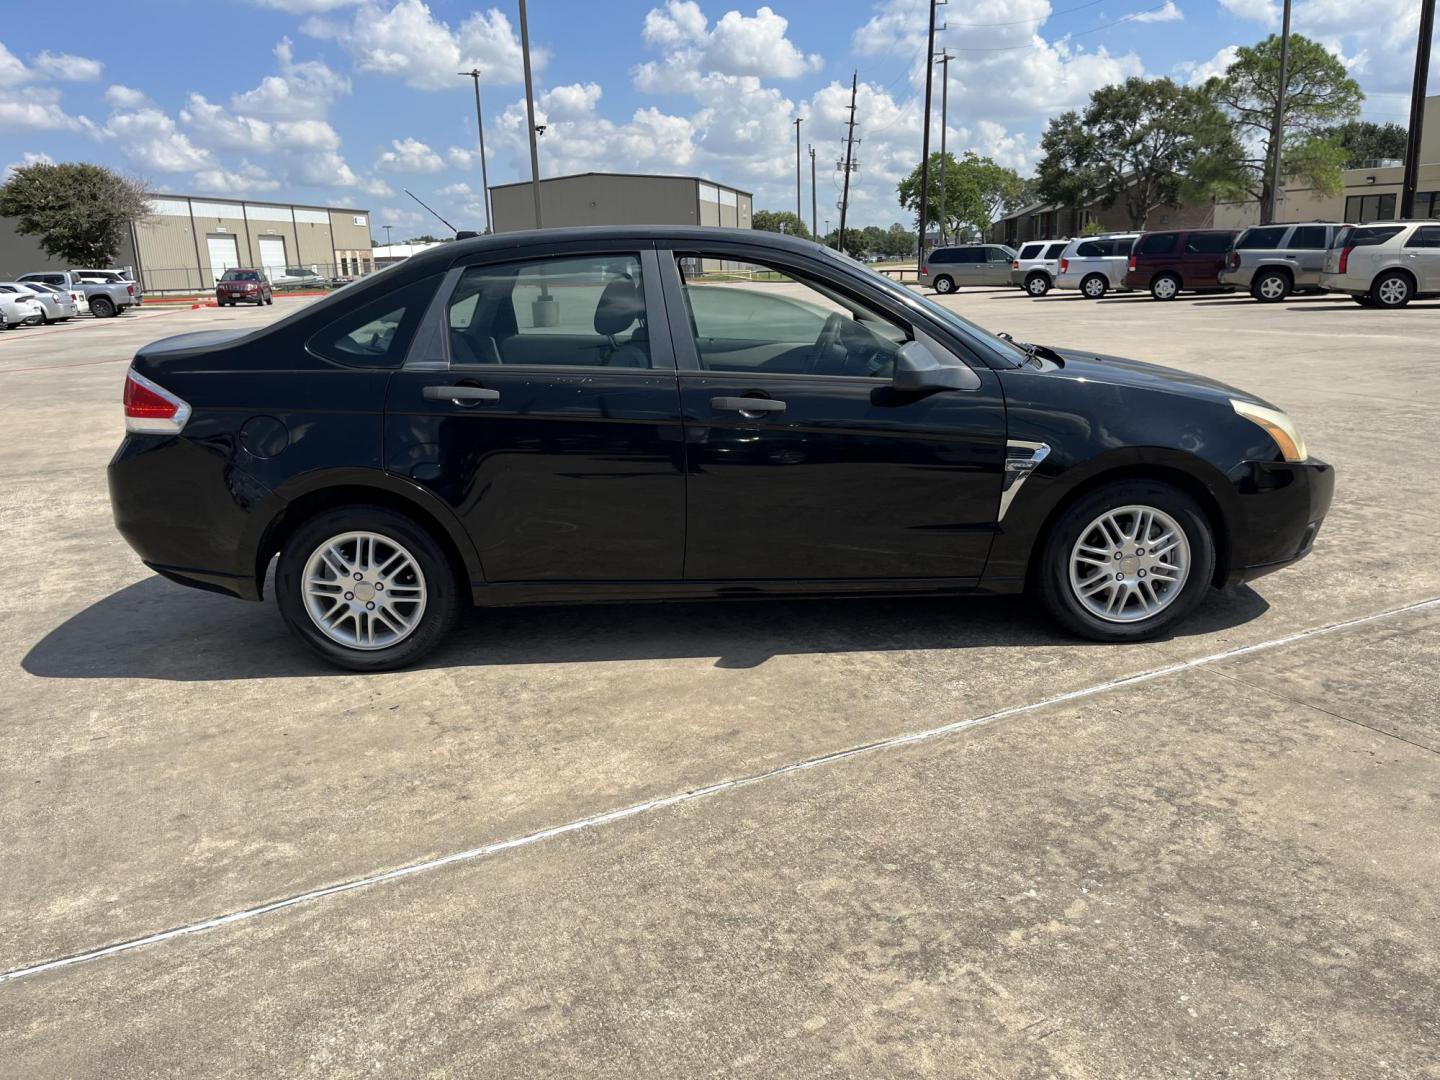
[383,224,393,247]
[518,0,544,229]
[809,144,818,239]
[936,50,951,246]
[1400,0,1436,218]
[916,0,938,268]
[459,68,493,232]
[1265,0,1293,225]
[794,116,804,228]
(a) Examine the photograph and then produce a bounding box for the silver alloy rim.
[302,531,428,650]
[1028,276,1047,295]
[1258,274,1285,300]
[1154,277,1177,299]
[1083,277,1105,297]
[1377,277,1407,305]
[936,278,953,293]
[1068,505,1190,624]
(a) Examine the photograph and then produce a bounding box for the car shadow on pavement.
[22,574,1270,681]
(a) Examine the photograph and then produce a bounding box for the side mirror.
[893,340,979,392]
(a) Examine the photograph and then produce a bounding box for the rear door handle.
[423,385,500,404]
[710,396,785,414]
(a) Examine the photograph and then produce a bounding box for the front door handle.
[711,396,785,415]
[423,384,500,404]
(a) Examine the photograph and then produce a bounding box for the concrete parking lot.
[2,287,1438,1077]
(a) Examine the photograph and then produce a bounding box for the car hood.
[1040,347,1276,408]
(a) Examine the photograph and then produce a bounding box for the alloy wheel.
[1068,505,1190,624]
[1375,275,1410,307]
[1257,273,1287,301]
[1152,276,1178,300]
[1082,276,1106,299]
[1027,275,1049,296]
[301,531,428,650]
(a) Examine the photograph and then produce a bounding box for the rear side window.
[1137,233,1177,255]
[929,249,956,263]
[1347,226,1403,248]
[1236,227,1285,250]
[307,274,440,369]
[1284,226,1327,250]
[954,248,984,264]
[1019,244,1043,259]
[1074,241,1104,257]
[1044,242,1067,259]
[1184,233,1232,254]
[1405,226,1440,249]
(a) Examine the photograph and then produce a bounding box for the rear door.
[1403,225,1440,291]
[1182,231,1232,286]
[384,244,687,583]
[1282,224,1329,283]
[659,242,1006,583]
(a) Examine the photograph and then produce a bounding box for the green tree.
[751,209,811,239]
[1206,34,1363,221]
[0,161,150,266]
[897,151,1022,241]
[1036,76,1244,230]
[1319,120,1408,167]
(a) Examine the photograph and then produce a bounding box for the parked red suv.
[216,268,273,307]
[1123,229,1238,300]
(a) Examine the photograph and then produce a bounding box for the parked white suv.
[1009,239,1070,296]
[1054,233,1140,299]
[1321,221,1440,308]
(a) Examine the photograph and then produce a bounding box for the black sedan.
[109,227,1333,670]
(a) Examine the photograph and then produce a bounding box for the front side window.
[1285,226,1327,250]
[675,255,907,379]
[1405,226,1440,249]
[1184,232,1233,255]
[1137,233,1178,255]
[986,247,1013,263]
[307,274,439,368]
[447,253,651,368]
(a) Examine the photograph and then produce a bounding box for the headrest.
[593,277,644,336]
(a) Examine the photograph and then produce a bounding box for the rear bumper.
[1224,458,1335,586]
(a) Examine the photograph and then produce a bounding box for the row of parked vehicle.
[920,218,1440,309]
[0,268,143,330]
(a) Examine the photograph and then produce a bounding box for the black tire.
[1080,274,1108,299]
[275,505,462,671]
[1149,273,1181,301]
[1353,295,1376,306]
[933,275,955,294]
[1371,270,1413,309]
[1024,273,1051,297]
[265,296,273,305]
[1036,480,1216,643]
[89,296,115,318]
[1250,269,1290,303]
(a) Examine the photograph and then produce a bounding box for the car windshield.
[822,247,1029,367]
[222,271,260,281]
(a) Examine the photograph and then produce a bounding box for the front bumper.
[1224,457,1335,585]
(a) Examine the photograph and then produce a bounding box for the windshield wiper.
[998,332,1044,367]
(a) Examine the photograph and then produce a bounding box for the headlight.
[1231,399,1308,462]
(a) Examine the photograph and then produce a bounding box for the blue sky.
[1,0,1433,242]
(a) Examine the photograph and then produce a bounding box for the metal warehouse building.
[1,193,375,295]
[490,172,753,233]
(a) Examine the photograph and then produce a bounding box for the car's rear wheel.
[1251,269,1290,302]
[1037,481,1215,642]
[1081,274,1108,299]
[1372,271,1413,309]
[1353,295,1376,306]
[933,275,955,294]
[1025,273,1050,296]
[276,506,461,671]
[1150,273,1180,301]
[90,296,115,318]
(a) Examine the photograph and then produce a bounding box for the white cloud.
[254,0,362,10]
[436,181,473,197]
[291,151,394,197]
[275,118,343,150]
[0,86,94,134]
[0,42,28,87]
[3,150,54,181]
[316,0,536,91]
[1130,1,1184,23]
[1219,0,1279,27]
[375,136,445,172]
[106,108,215,172]
[1174,45,1241,86]
[29,51,103,82]
[191,161,282,195]
[181,94,273,149]
[637,1,821,88]
[447,146,481,168]
[105,84,150,108]
[230,38,350,120]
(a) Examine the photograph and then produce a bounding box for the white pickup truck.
[16,268,142,318]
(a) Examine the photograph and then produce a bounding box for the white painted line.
[4,593,1438,987]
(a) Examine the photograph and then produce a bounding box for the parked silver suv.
[1054,233,1140,298]
[1009,239,1070,296]
[919,244,1017,293]
[1321,220,1440,308]
[1218,221,1349,302]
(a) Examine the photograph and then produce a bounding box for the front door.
[384,247,687,583]
[662,248,1006,583]
[1403,225,1440,290]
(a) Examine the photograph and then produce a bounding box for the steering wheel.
[808,312,847,374]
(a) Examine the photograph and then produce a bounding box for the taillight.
[1012,260,1019,269]
[1127,254,1136,271]
[1227,251,1240,269]
[921,266,927,275]
[123,370,191,435]
[1338,246,1354,274]
[1059,258,1069,273]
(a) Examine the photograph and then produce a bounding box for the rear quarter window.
[1347,226,1404,248]
[1019,244,1043,259]
[1074,241,1104,257]
[307,274,441,369]
[1044,242,1067,259]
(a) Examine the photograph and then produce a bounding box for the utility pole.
[382,224,393,247]
[936,49,951,246]
[837,71,860,251]
[1265,0,1293,225]
[808,144,818,239]
[1400,0,1436,218]
[459,69,493,231]
[916,0,939,267]
[518,0,543,229]
[794,116,804,227]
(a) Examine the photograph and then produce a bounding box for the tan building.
[1,192,375,294]
[489,172,753,233]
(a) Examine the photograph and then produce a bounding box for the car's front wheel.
[1037,481,1215,642]
[276,506,461,671]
